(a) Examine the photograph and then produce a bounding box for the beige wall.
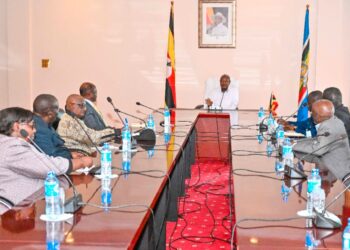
[0,0,8,108]
[0,0,349,125]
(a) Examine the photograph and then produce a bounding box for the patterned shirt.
[57,113,115,155]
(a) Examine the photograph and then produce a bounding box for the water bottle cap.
[284,138,290,143]
[348,217,350,223]
[311,168,319,175]
[47,171,55,177]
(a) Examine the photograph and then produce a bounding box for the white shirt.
[207,87,238,110]
[210,23,228,37]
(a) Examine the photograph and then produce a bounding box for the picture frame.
[198,0,236,48]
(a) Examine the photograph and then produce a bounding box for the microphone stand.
[107,97,125,127]
[313,180,350,229]
[115,108,147,127]
[136,102,163,115]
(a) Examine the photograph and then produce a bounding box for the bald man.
[293,99,350,183]
[57,94,118,155]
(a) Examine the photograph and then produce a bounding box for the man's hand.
[71,152,85,159]
[205,98,213,107]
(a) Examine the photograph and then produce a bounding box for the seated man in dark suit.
[293,99,350,184]
[33,94,72,159]
[323,87,350,144]
[79,82,107,131]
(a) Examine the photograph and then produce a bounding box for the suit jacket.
[83,100,107,131]
[33,115,72,159]
[335,104,350,144]
[293,116,350,182]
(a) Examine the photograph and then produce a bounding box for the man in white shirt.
[205,74,238,110]
[207,12,228,37]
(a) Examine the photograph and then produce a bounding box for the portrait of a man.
[206,9,229,37]
[199,0,236,48]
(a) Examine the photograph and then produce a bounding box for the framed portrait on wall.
[199,0,236,48]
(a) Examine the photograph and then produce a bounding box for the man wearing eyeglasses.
[57,94,119,155]
[0,107,93,208]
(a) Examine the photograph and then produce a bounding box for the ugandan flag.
[297,5,310,127]
[268,92,279,116]
[165,1,176,109]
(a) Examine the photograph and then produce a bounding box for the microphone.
[19,129,83,213]
[107,97,125,126]
[136,101,163,115]
[277,102,308,122]
[114,108,147,127]
[313,179,350,229]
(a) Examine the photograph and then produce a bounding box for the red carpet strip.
[166,160,235,249]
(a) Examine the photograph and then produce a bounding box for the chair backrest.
[204,75,239,102]
[0,196,14,209]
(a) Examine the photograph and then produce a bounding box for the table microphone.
[136,101,163,114]
[107,97,125,126]
[113,108,147,127]
[313,178,350,229]
[19,129,82,213]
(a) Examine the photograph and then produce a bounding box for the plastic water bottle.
[100,143,112,178]
[45,171,62,219]
[276,124,285,147]
[46,221,64,250]
[266,140,273,157]
[258,107,265,124]
[147,114,156,131]
[306,129,312,138]
[164,107,171,143]
[101,178,112,209]
[305,230,315,249]
[282,138,293,168]
[122,119,131,173]
[306,168,321,215]
[147,148,155,158]
[275,156,284,172]
[312,185,325,213]
[267,113,275,134]
[164,107,171,134]
[257,107,265,144]
[343,218,350,250]
[281,182,291,202]
[122,119,132,152]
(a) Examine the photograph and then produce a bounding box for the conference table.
[0,109,346,249]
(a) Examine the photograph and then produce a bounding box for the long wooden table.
[0,110,345,249]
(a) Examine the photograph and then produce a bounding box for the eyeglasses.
[19,121,36,129]
[72,102,86,108]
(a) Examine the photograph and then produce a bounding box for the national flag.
[268,92,279,116]
[165,1,176,109]
[297,5,310,127]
